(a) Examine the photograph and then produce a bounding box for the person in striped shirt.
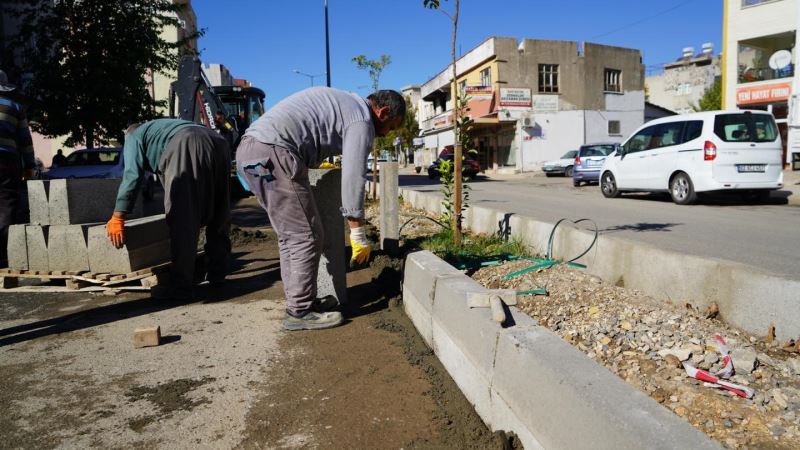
[0,70,36,267]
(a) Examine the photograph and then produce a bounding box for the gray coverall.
[116,119,231,293]
[237,87,374,316]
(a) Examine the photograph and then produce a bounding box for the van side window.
[683,120,703,143]
[647,122,685,149]
[624,125,657,154]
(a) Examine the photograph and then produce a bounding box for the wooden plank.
[102,272,152,287]
[71,275,105,285]
[140,275,160,289]
[66,278,92,290]
[96,273,112,281]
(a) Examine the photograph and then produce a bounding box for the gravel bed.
[473,260,800,449]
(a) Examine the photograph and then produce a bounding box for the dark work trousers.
[236,136,324,316]
[159,127,232,292]
[0,152,22,266]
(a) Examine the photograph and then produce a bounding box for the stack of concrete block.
[309,169,348,305]
[6,179,170,274]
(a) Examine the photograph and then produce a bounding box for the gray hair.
[367,90,406,120]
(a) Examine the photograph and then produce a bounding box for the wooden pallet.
[0,266,168,292]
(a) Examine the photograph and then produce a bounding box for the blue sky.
[193,0,722,108]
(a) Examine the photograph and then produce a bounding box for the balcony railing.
[421,110,453,131]
[739,64,794,83]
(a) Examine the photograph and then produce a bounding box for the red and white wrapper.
[681,334,754,399]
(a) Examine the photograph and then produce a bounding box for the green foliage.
[438,158,470,230]
[455,95,475,154]
[13,0,199,148]
[379,95,421,154]
[692,78,722,112]
[421,228,530,265]
[352,54,392,92]
[423,0,443,8]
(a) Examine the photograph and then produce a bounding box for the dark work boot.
[311,295,340,313]
[282,311,343,331]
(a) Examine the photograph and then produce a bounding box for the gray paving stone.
[309,169,347,305]
[27,180,50,225]
[26,225,49,271]
[47,179,146,225]
[7,225,28,270]
[87,215,170,273]
[48,224,98,272]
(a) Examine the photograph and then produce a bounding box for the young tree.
[384,95,421,165]
[352,54,391,199]
[14,0,199,148]
[424,0,463,246]
[692,78,722,112]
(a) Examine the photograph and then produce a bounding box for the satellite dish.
[769,50,792,70]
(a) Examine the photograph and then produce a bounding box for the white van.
[600,110,783,204]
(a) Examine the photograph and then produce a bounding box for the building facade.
[647,44,721,114]
[148,0,198,116]
[417,37,645,173]
[203,63,234,87]
[722,0,799,166]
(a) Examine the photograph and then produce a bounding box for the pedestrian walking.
[237,87,404,331]
[51,149,67,167]
[0,70,36,268]
[106,118,232,299]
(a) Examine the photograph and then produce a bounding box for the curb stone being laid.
[403,250,721,450]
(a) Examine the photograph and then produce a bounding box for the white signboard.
[532,95,559,113]
[499,88,532,108]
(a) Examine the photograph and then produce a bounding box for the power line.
[589,0,695,40]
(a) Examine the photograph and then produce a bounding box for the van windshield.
[713,113,778,143]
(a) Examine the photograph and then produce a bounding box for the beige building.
[148,0,198,116]
[722,0,799,166]
[647,44,721,114]
[417,36,645,173]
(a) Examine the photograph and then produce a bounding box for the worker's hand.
[349,226,371,266]
[22,169,35,180]
[106,216,126,249]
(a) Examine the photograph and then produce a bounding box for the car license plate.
[587,159,602,167]
[736,164,765,173]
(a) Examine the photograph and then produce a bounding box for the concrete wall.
[518,110,584,169]
[647,56,720,114]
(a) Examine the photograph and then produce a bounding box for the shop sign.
[412,137,424,146]
[433,115,450,128]
[465,85,493,99]
[532,95,559,113]
[736,82,791,105]
[499,88,532,108]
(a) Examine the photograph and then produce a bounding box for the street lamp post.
[325,0,331,87]
[292,69,327,86]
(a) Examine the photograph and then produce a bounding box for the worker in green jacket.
[107,118,231,299]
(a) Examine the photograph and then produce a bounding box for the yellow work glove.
[349,226,371,265]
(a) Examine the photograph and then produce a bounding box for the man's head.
[367,90,405,137]
[56,149,63,155]
[214,111,226,127]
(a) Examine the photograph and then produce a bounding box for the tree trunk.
[451,0,462,247]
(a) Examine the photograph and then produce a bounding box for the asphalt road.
[400,173,800,279]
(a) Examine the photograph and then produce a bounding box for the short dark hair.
[367,90,406,120]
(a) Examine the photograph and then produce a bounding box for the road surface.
[400,173,800,279]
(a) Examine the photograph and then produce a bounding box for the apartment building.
[722,0,799,166]
[417,37,645,173]
[647,44,721,114]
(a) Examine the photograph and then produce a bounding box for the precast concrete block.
[492,328,721,450]
[27,180,50,225]
[47,179,145,225]
[308,169,347,305]
[379,162,399,254]
[722,267,800,341]
[7,225,28,270]
[87,215,170,273]
[431,275,498,380]
[402,284,434,347]
[26,225,49,271]
[465,205,505,236]
[47,224,97,272]
[403,250,462,313]
[488,387,543,450]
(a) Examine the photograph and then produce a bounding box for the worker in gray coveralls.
[237,87,404,331]
[106,119,232,300]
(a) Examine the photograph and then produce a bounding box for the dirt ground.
[0,197,512,449]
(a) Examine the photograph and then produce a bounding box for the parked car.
[428,154,481,179]
[542,150,578,177]
[572,143,618,186]
[42,147,156,199]
[42,147,124,179]
[599,110,783,205]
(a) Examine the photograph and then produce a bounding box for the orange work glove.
[106,216,126,249]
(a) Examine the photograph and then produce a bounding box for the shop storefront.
[736,82,792,164]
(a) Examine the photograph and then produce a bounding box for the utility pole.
[325,0,331,87]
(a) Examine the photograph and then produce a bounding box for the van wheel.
[564,166,573,177]
[670,173,697,205]
[601,172,620,198]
